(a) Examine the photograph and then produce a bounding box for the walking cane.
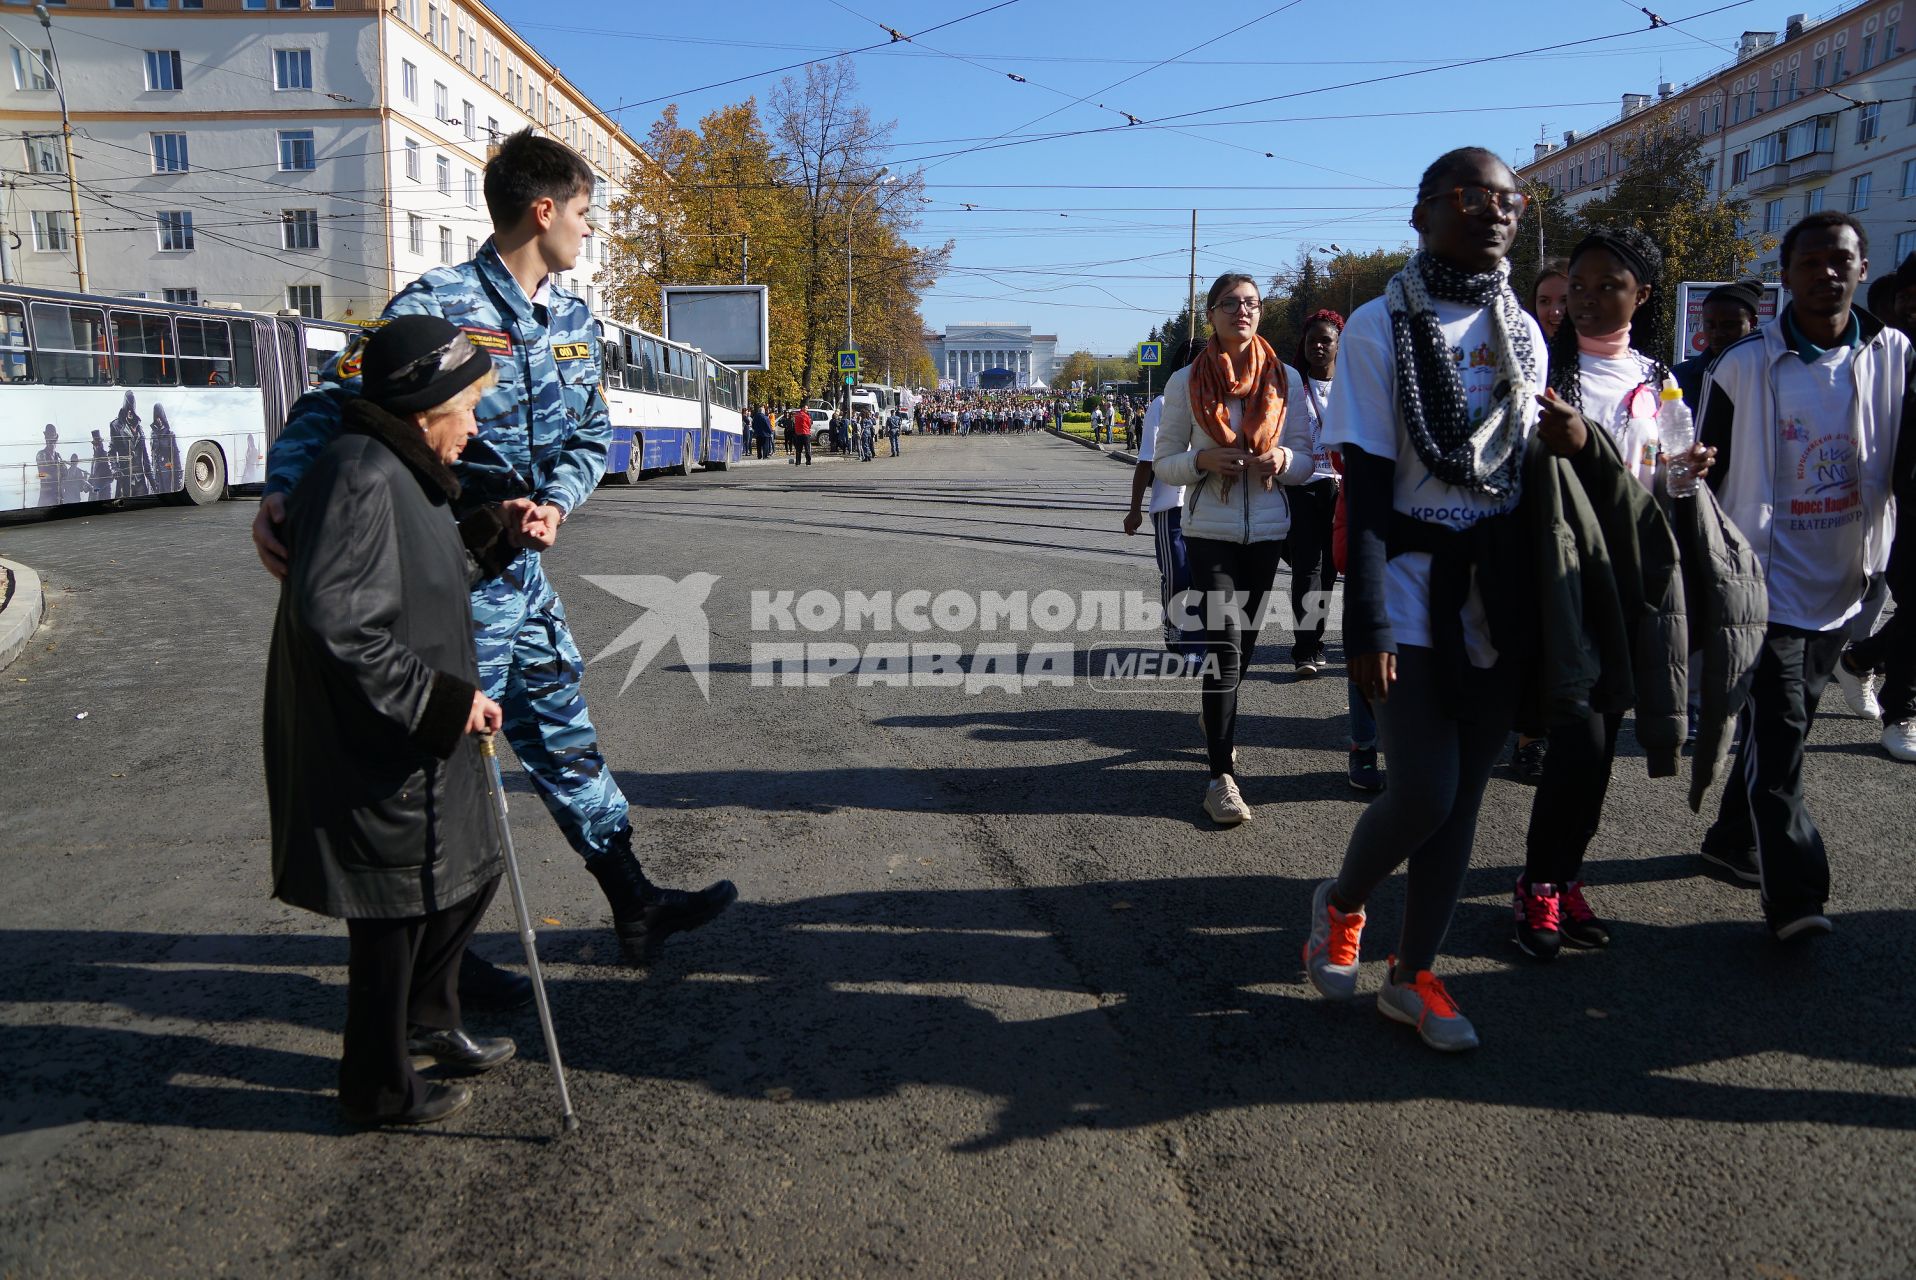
[480,734,580,1134]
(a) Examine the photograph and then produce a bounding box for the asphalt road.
[1,434,1911,1278]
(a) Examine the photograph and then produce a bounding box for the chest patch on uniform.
[553,342,594,361]
[460,325,512,355]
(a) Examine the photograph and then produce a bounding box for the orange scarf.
[1188,334,1287,459]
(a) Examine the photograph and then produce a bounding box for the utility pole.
[37,3,85,292]
[844,168,891,422]
[1186,210,1198,348]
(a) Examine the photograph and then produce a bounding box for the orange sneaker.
[1377,960,1479,1052]
[1303,879,1365,998]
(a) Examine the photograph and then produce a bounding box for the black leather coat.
[264,399,504,919]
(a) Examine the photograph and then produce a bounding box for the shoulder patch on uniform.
[460,325,512,355]
[337,333,369,378]
[553,342,595,361]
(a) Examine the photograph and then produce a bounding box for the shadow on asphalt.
[6,877,1911,1146]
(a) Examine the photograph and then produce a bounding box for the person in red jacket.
[792,406,813,466]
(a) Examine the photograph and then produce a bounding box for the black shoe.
[614,881,739,965]
[340,1081,472,1127]
[1699,843,1761,885]
[459,951,533,1012]
[1771,908,1834,942]
[1511,878,1563,962]
[1295,658,1321,680]
[407,1026,516,1074]
[1513,738,1548,785]
[1347,747,1385,793]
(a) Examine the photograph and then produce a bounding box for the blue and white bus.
[597,317,745,481]
[0,284,355,515]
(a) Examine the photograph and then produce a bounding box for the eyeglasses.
[1211,296,1262,312]
[384,333,482,389]
[1422,185,1528,218]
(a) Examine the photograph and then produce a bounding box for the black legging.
[1185,535,1283,776]
[1285,477,1339,663]
[1524,709,1623,884]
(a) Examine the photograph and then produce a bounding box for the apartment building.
[1518,2,1916,278]
[0,0,642,320]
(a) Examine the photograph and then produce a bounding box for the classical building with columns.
[924,323,1059,389]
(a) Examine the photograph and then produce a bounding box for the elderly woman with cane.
[265,315,549,1127]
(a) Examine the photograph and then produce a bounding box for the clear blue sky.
[487,0,1784,352]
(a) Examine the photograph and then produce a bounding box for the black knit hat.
[1704,277,1764,316]
[361,314,490,413]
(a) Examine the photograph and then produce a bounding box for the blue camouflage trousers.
[472,550,628,862]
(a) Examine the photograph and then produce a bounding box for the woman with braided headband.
[1303,147,1587,1053]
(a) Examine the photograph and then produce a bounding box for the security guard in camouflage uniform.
[255,130,736,984]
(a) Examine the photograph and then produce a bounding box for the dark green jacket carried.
[1522,422,1689,777]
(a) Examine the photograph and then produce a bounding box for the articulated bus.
[596,317,745,481]
[0,284,355,515]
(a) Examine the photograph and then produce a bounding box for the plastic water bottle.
[1658,375,1697,497]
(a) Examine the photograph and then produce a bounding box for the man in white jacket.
[1696,211,1912,941]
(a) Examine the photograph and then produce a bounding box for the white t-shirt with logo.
[1769,346,1867,630]
[1135,395,1185,515]
[1577,351,1662,489]
[1298,376,1340,481]
[1321,294,1546,666]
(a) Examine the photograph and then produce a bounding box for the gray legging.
[1332,644,1515,974]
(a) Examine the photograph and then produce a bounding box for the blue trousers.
[1150,507,1203,658]
[471,551,628,862]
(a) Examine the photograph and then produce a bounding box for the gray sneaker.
[1303,878,1364,999]
[1376,963,1479,1052]
[1202,775,1252,825]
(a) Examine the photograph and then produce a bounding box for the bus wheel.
[701,458,729,473]
[177,441,227,505]
[670,453,693,477]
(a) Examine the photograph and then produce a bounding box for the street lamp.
[1315,244,1353,315]
[845,168,893,420]
[33,3,85,291]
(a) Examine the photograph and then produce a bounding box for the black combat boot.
[586,829,738,966]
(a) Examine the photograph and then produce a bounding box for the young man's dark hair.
[482,128,594,230]
[1779,210,1868,268]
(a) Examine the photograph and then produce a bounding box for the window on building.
[1731,149,1751,184]
[1889,22,1901,54]
[143,49,183,91]
[1904,159,1916,198]
[1807,186,1826,212]
[1732,93,1745,124]
[278,129,316,171]
[1834,48,1848,79]
[401,58,417,103]
[486,116,499,143]
[426,2,437,43]
[157,211,194,251]
[462,100,475,140]
[438,225,452,263]
[277,0,302,9]
[433,81,448,121]
[1771,77,1782,109]
[1862,34,1875,70]
[10,47,51,91]
[31,210,71,252]
[435,154,450,195]
[1751,132,1783,169]
[1787,70,1797,99]
[404,136,420,181]
[1898,230,1916,262]
[463,169,477,208]
[312,0,334,8]
[150,131,188,172]
[25,134,63,174]
[439,12,449,50]
[1702,159,1716,189]
[408,214,424,255]
[1814,54,1827,85]
[273,48,311,91]
[1785,115,1834,159]
[287,285,322,319]
[162,288,199,306]
[466,236,478,259]
[281,208,319,250]
[1764,198,1785,233]
[1852,171,1873,211]
[1859,103,1882,143]
[244,0,267,8]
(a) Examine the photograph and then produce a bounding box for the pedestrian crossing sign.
[1138,342,1162,366]
[837,350,861,372]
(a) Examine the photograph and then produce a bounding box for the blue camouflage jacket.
[265,240,609,517]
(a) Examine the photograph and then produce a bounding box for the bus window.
[231,320,259,387]
[177,317,235,386]
[30,302,111,385]
[110,310,178,387]
[0,299,30,382]
[601,333,625,388]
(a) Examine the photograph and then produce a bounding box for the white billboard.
[661,284,770,370]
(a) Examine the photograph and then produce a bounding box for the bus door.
[696,357,712,464]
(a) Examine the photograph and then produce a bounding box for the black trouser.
[795,436,812,464]
[1849,606,1915,724]
[1704,624,1846,922]
[1284,477,1339,663]
[1185,535,1283,776]
[1524,709,1623,884]
[340,877,498,1115]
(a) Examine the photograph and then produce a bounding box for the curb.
[1045,427,1137,465]
[0,557,45,674]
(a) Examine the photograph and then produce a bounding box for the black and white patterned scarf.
[1385,252,1540,500]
